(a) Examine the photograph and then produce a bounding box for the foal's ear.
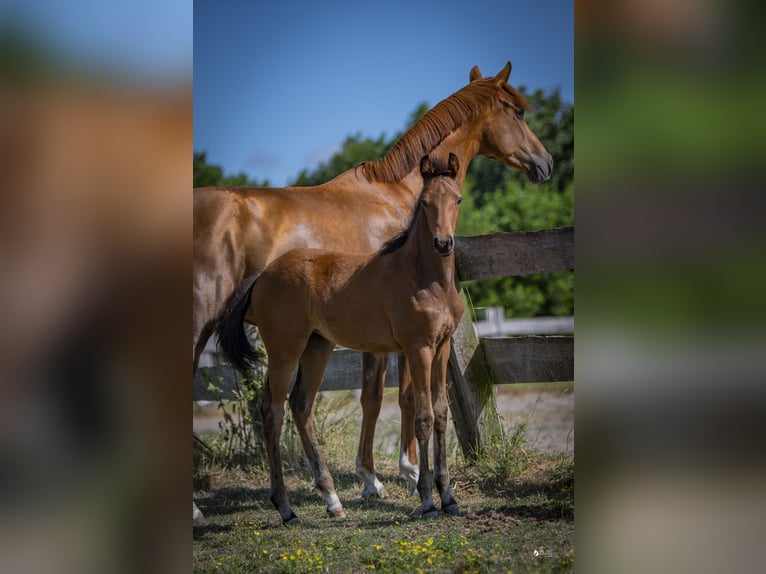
[447,153,459,178]
[420,155,434,178]
[493,61,512,85]
[469,65,483,82]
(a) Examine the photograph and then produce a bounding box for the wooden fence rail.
[193,226,574,457]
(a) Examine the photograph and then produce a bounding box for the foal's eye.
[457,197,463,205]
[515,109,525,119]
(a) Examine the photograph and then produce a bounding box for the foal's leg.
[290,334,345,518]
[405,346,438,518]
[356,352,389,498]
[397,353,420,494]
[261,361,299,525]
[431,340,460,515]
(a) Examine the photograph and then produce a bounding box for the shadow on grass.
[194,485,271,518]
[193,522,232,541]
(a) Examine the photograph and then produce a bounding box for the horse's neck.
[399,124,482,195]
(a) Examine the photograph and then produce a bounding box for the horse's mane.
[361,79,530,184]
[379,160,458,255]
[378,200,423,255]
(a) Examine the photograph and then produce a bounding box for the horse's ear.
[469,65,483,82]
[447,153,459,178]
[493,61,512,85]
[420,155,434,178]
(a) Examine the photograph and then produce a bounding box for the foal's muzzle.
[434,235,455,256]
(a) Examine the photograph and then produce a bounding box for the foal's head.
[419,153,462,257]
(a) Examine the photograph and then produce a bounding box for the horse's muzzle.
[527,153,554,184]
[434,236,455,256]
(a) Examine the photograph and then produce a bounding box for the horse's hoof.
[421,507,440,519]
[442,504,461,516]
[327,507,347,519]
[361,484,388,499]
[283,513,301,526]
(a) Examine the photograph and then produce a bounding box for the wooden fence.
[193,226,574,457]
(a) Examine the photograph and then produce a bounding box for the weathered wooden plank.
[193,337,574,400]
[481,336,574,384]
[445,291,501,460]
[317,350,399,392]
[193,350,399,400]
[455,227,574,280]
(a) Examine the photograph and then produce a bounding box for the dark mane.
[360,79,529,184]
[379,161,457,255]
[379,199,422,254]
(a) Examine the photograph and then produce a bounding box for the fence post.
[446,290,501,460]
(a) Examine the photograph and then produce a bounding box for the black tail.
[215,274,261,374]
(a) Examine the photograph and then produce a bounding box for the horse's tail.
[215,274,261,374]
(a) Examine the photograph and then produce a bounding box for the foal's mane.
[361,78,529,184]
[379,162,457,255]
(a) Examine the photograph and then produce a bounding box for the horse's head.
[419,153,462,257]
[472,62,553,184]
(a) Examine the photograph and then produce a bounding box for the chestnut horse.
[193,62,552,518]
[217,154,465,524]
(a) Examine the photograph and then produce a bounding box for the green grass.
[193,393,573,573]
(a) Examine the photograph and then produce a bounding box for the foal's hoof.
[442,504,461,517]
[283,513,301,527]
[327,507,347,519]
[421,507,440,519]
[361,483,388,499]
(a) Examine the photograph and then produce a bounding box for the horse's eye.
[515,109,524,119]
[457,197,463,205]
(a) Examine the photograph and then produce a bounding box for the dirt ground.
[193,383,573,457]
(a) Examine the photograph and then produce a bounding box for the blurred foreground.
[0,5,190,573]
[576,0,766,572]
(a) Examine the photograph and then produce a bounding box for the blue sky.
[2,0,191,81]
[194,0,573,187]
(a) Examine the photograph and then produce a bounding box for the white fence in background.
[474,308,574,337]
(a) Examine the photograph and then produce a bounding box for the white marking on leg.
[356,453,388,498]
[399,447,419,495]
[324,492,343,513]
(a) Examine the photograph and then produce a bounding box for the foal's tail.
[215,274,261,374]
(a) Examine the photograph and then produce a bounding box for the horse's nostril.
[434,236,454,255]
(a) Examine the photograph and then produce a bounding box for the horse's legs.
[431,339,459,515]
[289,334,345,518]
[356,352,389,498]
[397,353,419,494]
[192,274,226,522]
[404,346,438,518]
[261,363,299,525]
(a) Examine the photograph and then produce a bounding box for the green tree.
[193,151,270,188]
[457,180,574,317]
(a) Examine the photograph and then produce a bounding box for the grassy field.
[193,389,574,573]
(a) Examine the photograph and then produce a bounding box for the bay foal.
[217,154,464,524]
